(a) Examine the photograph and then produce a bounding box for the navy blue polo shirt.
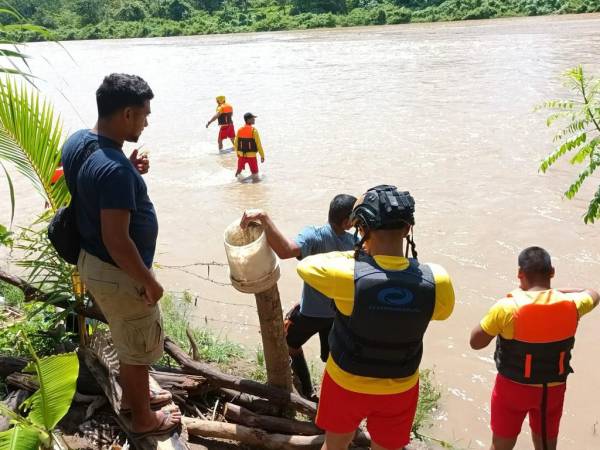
[62,129,158,268]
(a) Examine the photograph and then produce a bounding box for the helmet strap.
[405,227,418,259]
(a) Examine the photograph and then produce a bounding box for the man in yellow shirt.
[234,112,265,178]
[297,185,454,450]
[206,95,235,152]
[470,246,599,450]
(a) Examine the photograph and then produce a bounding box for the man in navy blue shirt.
[240,194,357,399]
[62,74,180,436]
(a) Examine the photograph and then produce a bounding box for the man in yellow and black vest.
[297,185,455,450]
[234,112,265,177]
[206,95,235,151]
[470,246,599,450]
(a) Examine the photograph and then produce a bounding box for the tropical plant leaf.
[21,352,79,431]
[0,424,40,450]
[0,77,68,212]
[0,160,14,225]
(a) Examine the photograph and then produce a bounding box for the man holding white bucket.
[240,194,357,399]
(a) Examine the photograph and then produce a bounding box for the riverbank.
[7,0,600,42]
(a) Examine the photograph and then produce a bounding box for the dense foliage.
[3,0,599,41]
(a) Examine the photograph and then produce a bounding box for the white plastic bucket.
[223,220,280,294]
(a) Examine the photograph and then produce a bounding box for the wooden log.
[223,403,322,436]
[183,418,324,450]
[0,356,27,377]
[150,370,206,394]
[164,338,316,417]
[6,372,37,391]
[0,389,30,432]
[80,347,190,450]
[253,284,293,392]
[218,388,281,417]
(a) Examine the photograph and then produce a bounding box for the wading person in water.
[239,194,357,399]
[470,246,599,450]
[297,185,455,450]
[62,74,181,437]
[234,112,265,178]
[206,95,235,151]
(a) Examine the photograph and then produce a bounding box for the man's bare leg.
[490,435,518,450]
[218,138,224,151]
[321,431,355,450]
[120,363,181,432]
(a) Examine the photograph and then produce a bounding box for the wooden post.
[253,284,293,392]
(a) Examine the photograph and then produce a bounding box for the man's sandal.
[130,408,181,438]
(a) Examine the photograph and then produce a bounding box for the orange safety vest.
[51,166,64,184]
[237,125,258,154]
[494,290,578,384]
[217,103,233,126]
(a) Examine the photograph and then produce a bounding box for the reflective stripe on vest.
[237,125,258,154]
[328,252,436,379]
[218,103,233,125]
[494,292,578,384]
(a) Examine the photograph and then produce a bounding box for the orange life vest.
[51,166,64,184]
[494,290,578,384]
[237,125,258,154]
[217,103,233,126]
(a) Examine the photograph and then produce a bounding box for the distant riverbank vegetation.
[3,0,600,42]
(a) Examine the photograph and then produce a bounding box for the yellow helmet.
[216,95,226,104]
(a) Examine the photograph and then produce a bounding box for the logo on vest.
[374,287,415,310]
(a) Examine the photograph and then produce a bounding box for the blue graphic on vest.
[371,287,416,311]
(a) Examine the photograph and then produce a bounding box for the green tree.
[158,0,194,20]
[291,0,347,14]
[71,0,106,25]
[538,66,600,223]
[114,1,148,21]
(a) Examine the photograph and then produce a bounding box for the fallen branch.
[165,338,317,417]
[218,388,281,416]
[183,418,324,450]
[224,403,322,436]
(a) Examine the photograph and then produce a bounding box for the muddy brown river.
[2,13,600,449]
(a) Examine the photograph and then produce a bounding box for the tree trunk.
[253,284,293,392]
[164,338,316,417]
[223,403,322,436]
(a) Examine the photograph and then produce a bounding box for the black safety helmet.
[351,185,418,258]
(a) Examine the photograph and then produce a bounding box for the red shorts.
[218,124,235,140]
[316,371,419,449]
[491,374,566,439]
[237,156,259,174]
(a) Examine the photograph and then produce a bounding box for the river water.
[3,13,600,449]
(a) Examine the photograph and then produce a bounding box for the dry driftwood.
[224,402,322,436]
[150,370,207,395]
[165,338,317,417]
[0,389,30,432]
[0,356,27,377]
[183,418,325,450]
[218,388,281,416]
[6,372,37,392]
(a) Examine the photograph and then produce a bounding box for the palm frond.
[0,159,14,225]
[0,77,68,211]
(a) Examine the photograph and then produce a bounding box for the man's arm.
[240,210,300,259]
[101,209,163,305]
[470,325,495,350]
[253,129,265,162]
[206,113,219,128]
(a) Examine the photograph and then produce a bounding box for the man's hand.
[206,122,210,128]
[261,156,265,163]
[240,209,266,229]
[142,277,164,306]
[129,149,150,175]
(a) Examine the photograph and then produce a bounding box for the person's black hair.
[328,194,357,227]
[518,246,553,276]
[96,73,154,118]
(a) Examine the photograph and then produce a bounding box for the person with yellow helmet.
[206,95,235,152]
[234,112,265,178]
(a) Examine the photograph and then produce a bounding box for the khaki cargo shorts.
[78,250,164,365]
